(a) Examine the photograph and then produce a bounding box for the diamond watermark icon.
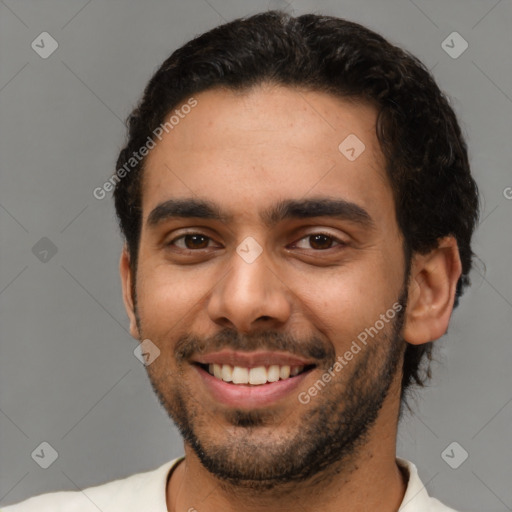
[134,339,161,366]
[31,32,59,59]
[338,134,366,161]
[441,441,469,469]
[32,237,58,263]
[236,236,263,264]
[441,32,468,59]
[31,441,59,469]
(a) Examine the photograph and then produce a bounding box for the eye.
[292,232,346,251]
[168,233,218,250]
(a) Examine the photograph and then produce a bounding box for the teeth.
[267,365,280,382]
[232,366,249,384]
[290,366,301,377]
[280,365,290,379]
[221,364,233,382]
[213,363,222,379]
[249,366,267,385]
[206,363,306,385]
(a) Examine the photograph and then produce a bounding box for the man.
[3,10,479,512]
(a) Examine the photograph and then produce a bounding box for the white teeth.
[249,366,267,385]
[221,364,233,382]
[267,365,280,382]
[232,366,249,384]
[206,363,306,385]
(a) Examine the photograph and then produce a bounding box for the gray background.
[1,0,511,510]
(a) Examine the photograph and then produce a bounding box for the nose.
[206,248,292,333]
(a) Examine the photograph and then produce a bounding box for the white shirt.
[1,457,458,511]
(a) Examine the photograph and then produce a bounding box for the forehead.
[140,85,393,227]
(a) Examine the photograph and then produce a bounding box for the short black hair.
[113,11,480,404]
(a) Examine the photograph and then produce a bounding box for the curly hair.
[113,11,480,405]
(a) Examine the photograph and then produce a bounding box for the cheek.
[286,257,402,342]
[135,261,212,333]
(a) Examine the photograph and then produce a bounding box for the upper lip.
[192,350,316,368]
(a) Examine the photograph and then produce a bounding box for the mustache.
[175,328,335,366]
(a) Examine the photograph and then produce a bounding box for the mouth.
[196,362,315,385]
[191,351,317,408]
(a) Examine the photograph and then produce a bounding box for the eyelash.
[167,231,347,252]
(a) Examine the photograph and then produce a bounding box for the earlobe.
[119,246,140,339]
[403,237,462,345]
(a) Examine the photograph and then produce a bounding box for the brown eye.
[184,234,209,249]
[170,234,212,250]
[294,232,345,251]
[308,234,334,250]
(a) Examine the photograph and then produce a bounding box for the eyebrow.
[146,197,375,230]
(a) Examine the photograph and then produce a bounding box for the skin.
[120,84,462,512]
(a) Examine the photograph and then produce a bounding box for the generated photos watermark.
[298,302,403,404]
[93,97,198,200]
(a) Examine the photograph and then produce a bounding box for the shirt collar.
[159,457,438,511]
[397,457,434,510]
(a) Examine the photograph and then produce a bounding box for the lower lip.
[195,365,313,408]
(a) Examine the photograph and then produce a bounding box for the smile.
[192,350,317,407]
[201,363,312,385]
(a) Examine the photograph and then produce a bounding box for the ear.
[120,245,140,339]
[403,236,462,345]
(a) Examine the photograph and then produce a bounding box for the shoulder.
[1,457,182,512]
[397,458,459,512]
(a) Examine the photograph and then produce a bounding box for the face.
[123,85,410,487]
